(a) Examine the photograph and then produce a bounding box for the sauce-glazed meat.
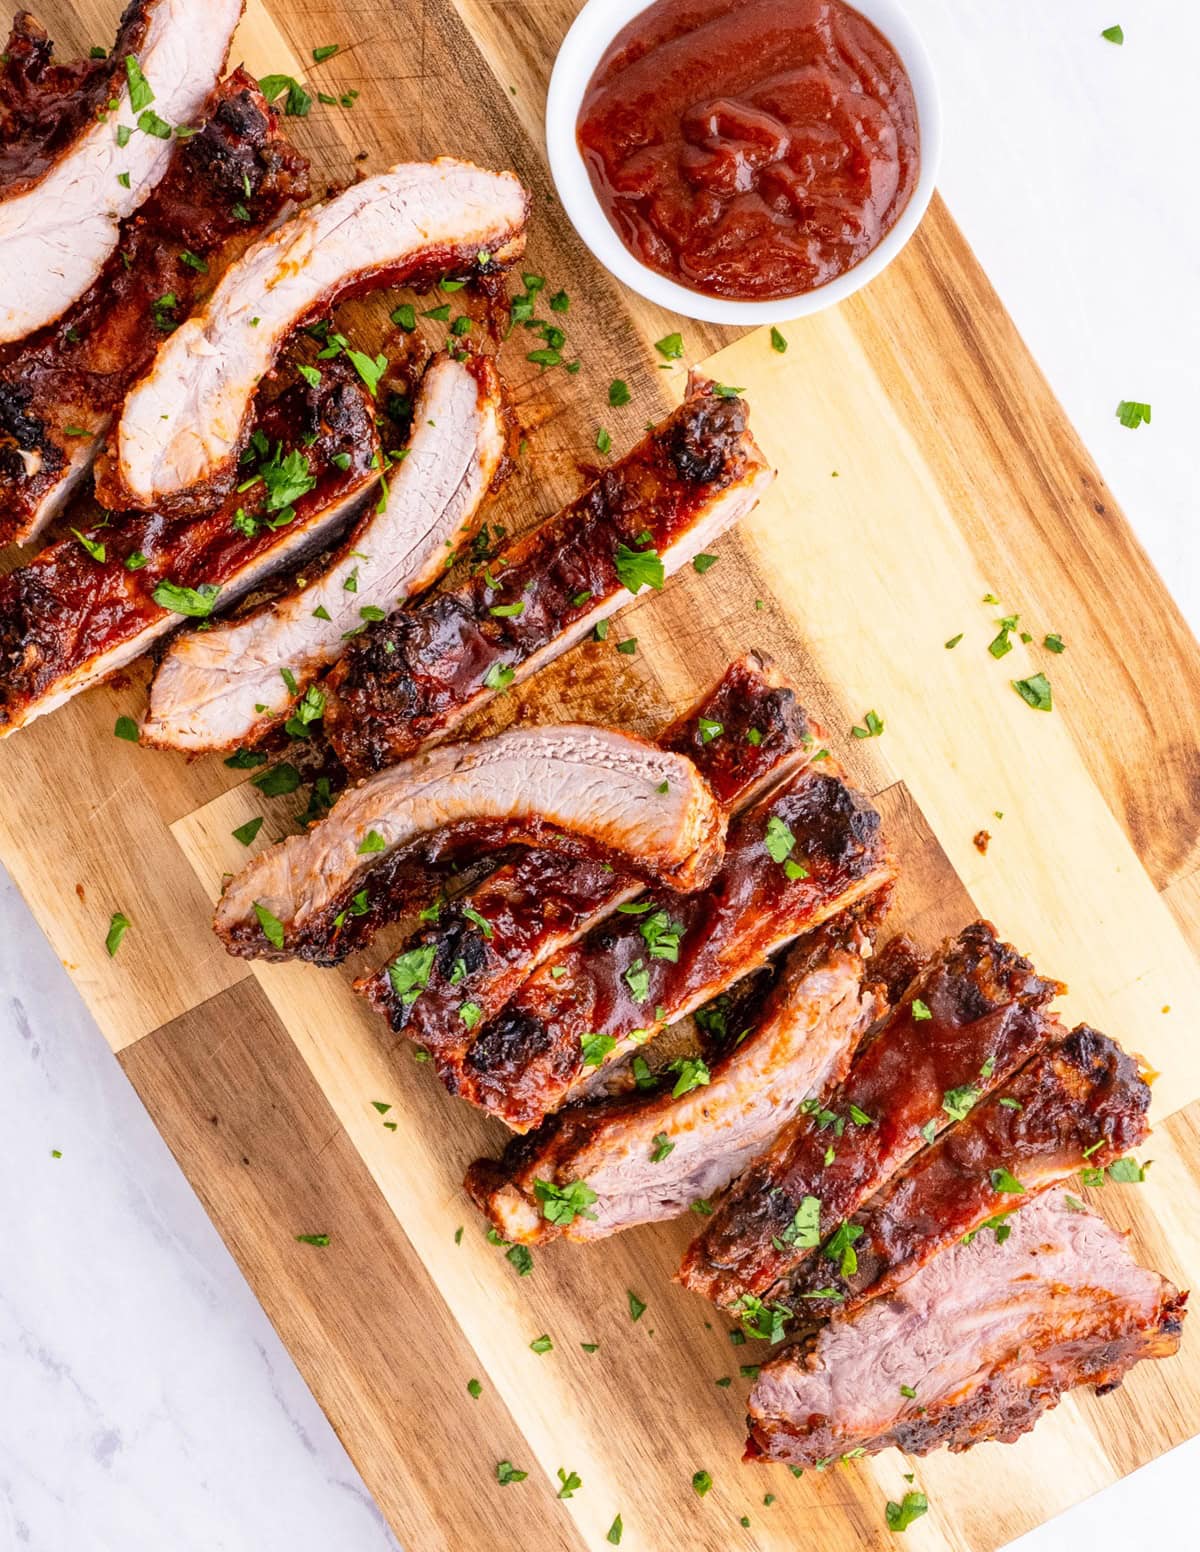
[358,653,813,1085]
[745,1189,1185,1466]
[678,922,1063,1312]
[455,753,895,1132]
[214,725,728,963]
[98,157,529,514]
[784,1022,1151,1316]
[0,0,243,343]
[324,386,775,776]
[465,911,886,1244]
[0,369,377,734]
[142,353,506,751]
[0,70,309,544]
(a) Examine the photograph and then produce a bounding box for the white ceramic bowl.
[546,0,942,325]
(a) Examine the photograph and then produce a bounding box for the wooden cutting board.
[3,2,1199,1547]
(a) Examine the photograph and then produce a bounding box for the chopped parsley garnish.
[941,1084,979,1122]
[711,384,743,398]
[253,902,285,949]
[495,1461,527,1486]
[455,998,482,1030]
[1101,24,1124,43]
[232,816,264,847]
[732,1293,792,1341]
[152,579,220,618]
[124,54,154,113]
[764,815,795,863]
[989,1166,1025,1195]
[466,1377,482,1398]
[614,541,664,593]
[251,762,301,796]
[294,1233,329,1247]
[900,1384,917,1399]
[1044,632,1066,653]
[284,685,325,738]
[312,43,340,61]
[125,550,149,570]
[258,73,312,117]
[911,998,932,1021]
[1012,672,1053,711]
[616,636,637,655]
[461,905,493,939]
[640,908,684,962]
[483,661,515,692]
[387,944,436,1008]
[549,290,570,313]
[851,709,884,739]
[114,715,139,742]
[607,1513,623,1544]
[691,1470,712,1498]
[581,1032,616,1069]
[179,249,207,274]
[225,748,267,769]
[506,1244,533,1276]
[608,379,632,407]
[668,1056,710,1098]
[138,108,171,139]
[596,428,612,455]
[624,959,651,1003]
[1116,398,1150,428]
[489,599,525,618]
[770,326,788,353]
[529,1333,553,1355]
[390,303,416,331]
[823,1220,864,1278]
[556,1468,581,1498]
[697,716,723,744]
[848,1103,874,1126]
[650,1131,675,1162]
[1108,1156,1149,1183]
[885,1491,928,1532]
[779,1194,821,1248]
[105,911,130,957]
[627,1290,646,1321]
[72,528,105,562]
[945,633,963,649]
[655,332,684,360]
[357,830,386,855]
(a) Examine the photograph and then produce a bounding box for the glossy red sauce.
[577,0,920,301]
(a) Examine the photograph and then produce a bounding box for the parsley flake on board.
[851,709,884,739]
[770,326,788,353]
[495,1461,527,1486]
[114,715,139,742]
[466,1377,482,1398]
[105,911,130,957]
[1044,632,1066,653]
[556,1468,581,1499]
[1012,672,1053,711]
[294,1233,329,1247]
[251,762,301,796]
[885,1491,928,1532]
[655,332,684,360]
[607,1514,623,1544]
[232,816,264,847]
[692,552,718,573]
[529,1333,553,1355]
[608,379,632,407]
[1101,24,1124,44]
[692,1470,712,1497]
[627,1290,646,1321]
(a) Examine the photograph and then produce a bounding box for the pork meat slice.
[213,724,727,963]
[455,754,896,1132]
[678,922,1063,1314]
[745,1189,1186,1466]
[97,157,529,513]
[142,354,506,751]
[784,1022,1152,1317]
[0,70,309,545]
[465,912,888,1244]
[0,0,242,344]
[324,384,774,776]
[358,652,814,1084]
[0,370,378,735]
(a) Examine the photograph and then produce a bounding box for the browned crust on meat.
[744,1290,1187,1465]
[678,922,1065,1309]
[455,756,894,1132]
[0,72,309,542]
[323,389,767,776]
[355,652,813,1073]
[0,369,376,730]
[784,1023,1152,1315]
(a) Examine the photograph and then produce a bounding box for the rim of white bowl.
[546,0,943,326]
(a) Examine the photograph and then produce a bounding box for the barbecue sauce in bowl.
[576,0,920,302]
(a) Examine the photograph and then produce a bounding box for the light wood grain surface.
[2,2,1198,1548]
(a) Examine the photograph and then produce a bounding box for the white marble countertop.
[1,3,1196,1548]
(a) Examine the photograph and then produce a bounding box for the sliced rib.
[98,157,529,513]
[358,652,814,1084]
[465,911,888,1245]
[324,384,774,776]
[745,1189,1186,1466]
[0,0,243,344]
[678,922,1063,1312]
[142,354,506,751]
[0,70,309,545]
[0,370,378,735]
[213,725,728,963]
[784,1022,1151,1316]
[455,755,896,1132]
